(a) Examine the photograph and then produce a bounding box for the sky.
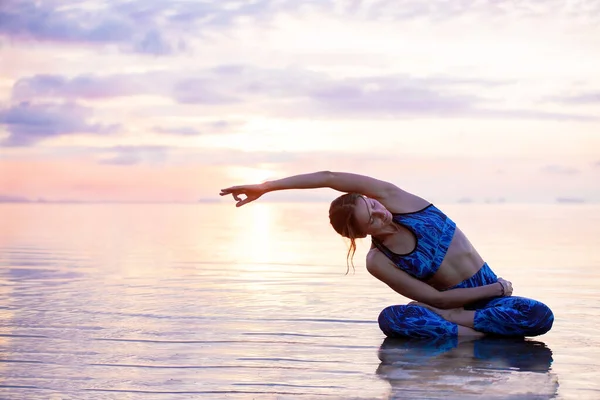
[0,0,599,203]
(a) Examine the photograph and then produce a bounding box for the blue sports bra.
[371,204,456,281]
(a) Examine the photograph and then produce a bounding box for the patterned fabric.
[378,303,458,339]
[446,262,498,289]
[472,296,554,337]
[371,204,456,280]
[378,263,554,338]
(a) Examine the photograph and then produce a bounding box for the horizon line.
[0,199,594,205]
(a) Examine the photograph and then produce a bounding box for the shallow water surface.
[0,203,599,399]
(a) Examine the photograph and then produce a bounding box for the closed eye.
[369,201,376,224]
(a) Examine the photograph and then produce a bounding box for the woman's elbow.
[320,170,335,185]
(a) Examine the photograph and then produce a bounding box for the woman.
[220,171,554,338]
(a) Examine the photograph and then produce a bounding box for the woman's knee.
[507,298,554,336]
[378,305,408,337]
[525,301,554,336]
[473,297,554,337]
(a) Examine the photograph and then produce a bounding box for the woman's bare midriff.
[426,226,486,290]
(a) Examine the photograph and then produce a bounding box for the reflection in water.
[377,336,559,400]
[3,204,600,399]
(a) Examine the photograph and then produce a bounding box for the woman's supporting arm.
[367,252,506,309]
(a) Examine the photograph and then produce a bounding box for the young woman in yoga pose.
[220,171,554,338]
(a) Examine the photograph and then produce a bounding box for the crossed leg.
[378,296,554,339]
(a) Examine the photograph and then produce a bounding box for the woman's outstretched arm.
[367,252,511,309]
[262,171,398,195]
[220,171,419,207]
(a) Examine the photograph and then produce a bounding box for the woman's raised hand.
[220,184,266,207]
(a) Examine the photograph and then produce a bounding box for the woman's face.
[353,196,393,237]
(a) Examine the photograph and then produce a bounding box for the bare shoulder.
[365,248,391,276]
[377,186,431,214]
[326,171,430,213]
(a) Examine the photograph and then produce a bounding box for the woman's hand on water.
[220,184,266,207]
[497,277,513,297]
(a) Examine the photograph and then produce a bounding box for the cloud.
[98,152,142,166]
[0,102,118,146]
[3,0,599,59]
[0,1,179,55]
[169,66,599,120]
[154,120,242,136]
[93,146,301,167]
[550,91,600,105]
[172,79,243,104]
[307,79,474,116]
[13,74,139,100]
[357,0,600,21]
[156,0,333,28]
[97,146,168,166]
[154,126,201,136]
[172,66,483,116]
[0,0,336,55]
[541,164,580,175]
[477,109,598,122]
[208,120,239,130]
[132,29,184,55]
[93,145,297,167]
[0,194,31,203]
[12,66,325,103]
[78,145,302,168]
[11,72,175,102]
[11,67,599,122]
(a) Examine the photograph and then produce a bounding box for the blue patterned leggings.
[378,263,554,338]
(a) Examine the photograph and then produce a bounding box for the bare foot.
[408,301,476,330]
[408,301,457,321]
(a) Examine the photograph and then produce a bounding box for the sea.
[0,202,599,400]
